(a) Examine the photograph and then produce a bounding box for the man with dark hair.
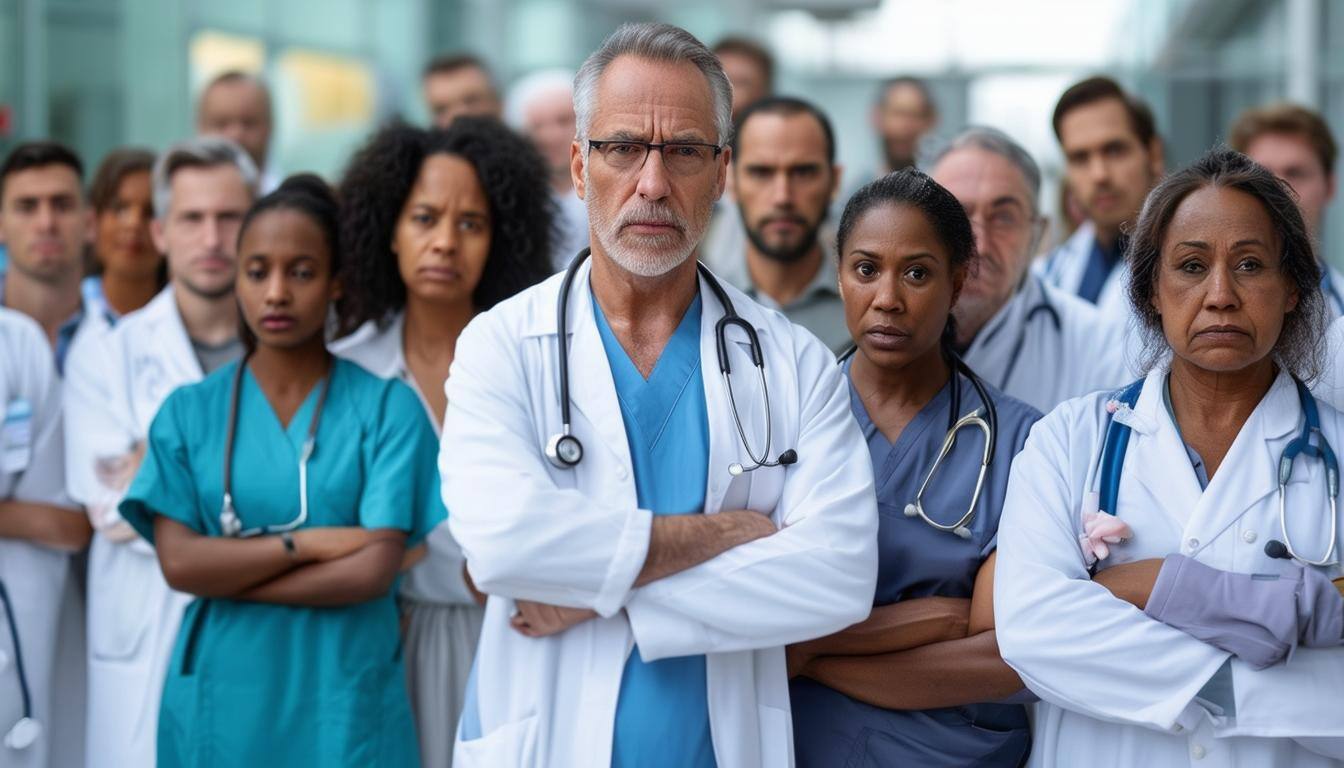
[1230,102,1344,318]
[1038,76,1164,324]
[712,37,775,122]
[196,70,277,192]
[0,140,89,370]
[722,96,848,351]
[423,53,501,128]
[873,76,937,173]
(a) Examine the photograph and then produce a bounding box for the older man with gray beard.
[438,21,878,768]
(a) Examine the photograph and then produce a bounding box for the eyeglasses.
[588,139,723,176]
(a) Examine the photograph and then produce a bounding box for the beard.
[741,209,823,264]
[585,168,714,278]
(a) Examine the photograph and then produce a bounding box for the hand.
[400,543,427,571]
[295,527,378,562]
[1334,577,1344,598]
[715,509,778,545]
[510,600,597,638]
[786,643,817,679]
[1092,558,1164,609]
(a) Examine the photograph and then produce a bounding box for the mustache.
[616,201,687,233]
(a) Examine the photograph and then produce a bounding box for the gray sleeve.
[1143,554,1343,670]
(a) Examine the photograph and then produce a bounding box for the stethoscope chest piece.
[545,432,583,468]
[4,716,39,751]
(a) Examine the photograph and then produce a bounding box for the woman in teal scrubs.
[119,175,443,767]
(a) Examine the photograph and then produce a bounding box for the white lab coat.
[995,366,1344,767]
[441,260,878,768]
[963,275,1136,414]
[63,287,197,768]
[1313,316,1344,416]
[0,308,76,768]
[1036,222,1135,330]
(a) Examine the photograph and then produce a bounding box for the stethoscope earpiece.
[4,717,40,751]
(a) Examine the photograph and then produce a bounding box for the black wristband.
[280,531,297,560]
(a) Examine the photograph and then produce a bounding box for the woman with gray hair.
[995,147,1344,766]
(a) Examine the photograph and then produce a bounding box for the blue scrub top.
[120,358,443,767]
[790,360,1040,768]
[594,289,716,768]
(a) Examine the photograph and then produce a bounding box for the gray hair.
[573,23,733,147]
[152,136,259,218]
[926,126,1042,212]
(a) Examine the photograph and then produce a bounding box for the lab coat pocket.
[758,704,793,768]
[454,713,539,768]
[88,545,155,662]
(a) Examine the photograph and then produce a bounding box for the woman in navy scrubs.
[789,169,1037,767]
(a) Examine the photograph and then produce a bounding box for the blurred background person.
[64,137,256,768]
[332,116,553,768]
[1038,76,1164,328]
[712,36,775,123]
[930,127,1131,412]
[719,96,848,352]
[423,54,501,129]
[1230,102,1344,319]
[873,76,938,175]
[0,141,90,372]
[507,68,587,270]
[195,72,277,193]
[83,148,163,327]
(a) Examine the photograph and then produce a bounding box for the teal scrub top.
[120,357,444,768]
[594,289,716,768]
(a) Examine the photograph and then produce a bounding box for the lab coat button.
[1191,744,1206,759]
[617,466,628,480]
[1186,537,1199,551]
[1242,530,1257,544]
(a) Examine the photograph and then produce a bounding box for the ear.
[1148,137,1166,179]
[951,262,968,304]
[1285,274,1300,315]
[150,217,167,255]
[329,274,344,303]
[714,146,731,201]
[571,139,586,200]
[830,164,844,203]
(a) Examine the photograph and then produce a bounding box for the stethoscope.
[1094,376,1338,568]
[546,249,797,475]
[219,355,330,537]
[0,580,40,751]
[839,346,999,539]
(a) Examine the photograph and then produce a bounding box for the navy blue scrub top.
[790,360,1041,768]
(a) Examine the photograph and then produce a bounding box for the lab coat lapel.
[159,289,204,384]
[1190,371,1301,544]
[1129,369,1203,526]
[564,260,635,472]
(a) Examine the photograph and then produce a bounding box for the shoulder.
[150,361,234,432]
[466,268,566,346]
[0,307,48,360]
[330,318,397,373]
[979,378,1043,430]
[332,358,423,423]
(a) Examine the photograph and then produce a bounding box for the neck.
[746,241,823,307]
[101,270,160,317]
[173,281,238,346]
[589,250,698,333]
[1168,355,1276,434]
[3,267,81,345]
[403,294,474,362]
[954,272,1029,346]
[850,341,951,414]
[1093,222,1122,251]
[248,336,330,394]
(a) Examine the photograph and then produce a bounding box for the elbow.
[55,514,93,552]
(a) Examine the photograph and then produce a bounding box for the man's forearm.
[634,510,774,587]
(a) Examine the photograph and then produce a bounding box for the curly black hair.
[1126,146,1325,379]
[335,117,555,335]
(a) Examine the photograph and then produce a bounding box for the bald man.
[196,71,278,192]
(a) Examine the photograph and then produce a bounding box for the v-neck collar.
[242,362,328,452]
[593,290,703,450]
[845,357,955,487]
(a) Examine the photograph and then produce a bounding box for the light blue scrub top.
[594,289,716,768]
[120,358,444,768]
[791,360,1041,768]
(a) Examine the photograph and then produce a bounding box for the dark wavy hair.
[836,168,978,357]
[334,117,554,335]
[235,173,342,353]
[1126,146,1325,379]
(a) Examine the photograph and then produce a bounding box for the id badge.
[2,399,33,474]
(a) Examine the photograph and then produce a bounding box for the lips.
[418,265,462,282]
[1194,324,1250,342]
[622,221,681,235]
[864,325,911,351]
[259,314,296,332]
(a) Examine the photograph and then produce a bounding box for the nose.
[35,201,58,232]
[202,216,223,251]
[1204,260,1240,311]
[769,171,792,208]
[430,218,457,256]
[263,268,289,307]
[870,272,904,314]
[635,149,672,201]
[1086,153,1111,185]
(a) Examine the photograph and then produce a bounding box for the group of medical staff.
[3,18,1344,768]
